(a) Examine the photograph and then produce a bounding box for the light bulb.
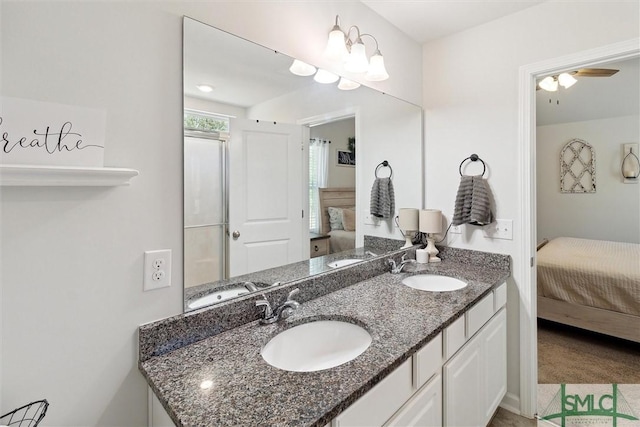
[289,59,317,76]
[313,69,339,84]
[539,76,558,92]
[558,72,577,89]
[344,41,369,73]
[338,77,360,90]
[365,50,389,81]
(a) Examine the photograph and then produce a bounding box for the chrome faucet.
[244,281,258,292]
[255,288,300,324]
[388,254,415,274]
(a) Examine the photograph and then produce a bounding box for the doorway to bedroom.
[533,56,640,384]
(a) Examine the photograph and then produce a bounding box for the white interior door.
[228,119,305,277]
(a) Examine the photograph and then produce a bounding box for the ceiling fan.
[537,68,619,91]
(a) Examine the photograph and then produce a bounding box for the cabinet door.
[385,374,442,427]
[481,308,507,425]
[443,339,482,427]
[149,387,176,427]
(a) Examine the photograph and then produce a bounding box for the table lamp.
[397,208,419,248]
[420,209,442,263]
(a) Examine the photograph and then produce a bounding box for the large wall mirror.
[183,17,423,312]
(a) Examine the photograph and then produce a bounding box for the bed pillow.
[342,208,356,231]
[327,207,344,231]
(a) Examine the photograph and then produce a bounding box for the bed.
[537,237,640,342]
[319,187,356,253]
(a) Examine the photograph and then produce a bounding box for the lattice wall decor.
[560,138,596,193]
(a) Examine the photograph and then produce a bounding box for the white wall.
[0,1,421,425]
[422,1,639,413]
[537,115,640,244]
[310,119,356,189]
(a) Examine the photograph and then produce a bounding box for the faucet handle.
[256,296,273,318]
[286,288,300,301]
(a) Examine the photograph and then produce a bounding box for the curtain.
[309,138,330,234]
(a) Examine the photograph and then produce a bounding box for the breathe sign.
[0,97,106,167]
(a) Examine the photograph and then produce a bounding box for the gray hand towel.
[452,175,494,226]
[370,177,395,219]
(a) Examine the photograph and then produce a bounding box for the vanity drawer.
[466,292,494,338]
[494,282,507,311]
[334,358,413,427]
[444,315,466,360]
[310,237,330,258]
[413,332,442,389]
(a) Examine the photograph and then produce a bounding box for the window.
[308,139,329,233]
[184,110,229,132]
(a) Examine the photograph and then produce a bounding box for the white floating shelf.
[0,164,139,186]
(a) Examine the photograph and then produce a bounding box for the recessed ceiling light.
[197,84,214,93]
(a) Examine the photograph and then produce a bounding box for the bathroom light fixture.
[196,84,214,93]
[313,69,339,84]
[337,77,360,91]
[420,209,442,263]
[289,59,317,77]
[324,15,389,81]
[621,143,640,183]
[538,76,558,92]
[557,72,577,89]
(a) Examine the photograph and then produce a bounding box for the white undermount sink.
[261,320,372,372]
[402,274,468,292]
[326,259,362,268]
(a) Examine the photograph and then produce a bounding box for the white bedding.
[537,237,640,316]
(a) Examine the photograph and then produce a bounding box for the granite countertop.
[140,259,510,427]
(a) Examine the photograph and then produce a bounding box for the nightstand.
[310,233,330,258]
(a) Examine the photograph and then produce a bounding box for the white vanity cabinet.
[443,285,507,427]
[149,387,175,427]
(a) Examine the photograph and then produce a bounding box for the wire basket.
[0,400,49,427]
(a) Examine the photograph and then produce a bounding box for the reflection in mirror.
[183,17,422,311]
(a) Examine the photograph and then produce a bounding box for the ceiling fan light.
[558,72,577,89]
[539,76,558,92]
[289,59,317,76]
[313,69,339,84]
[325,27,349,62]
[344,41,369,73]
[365,50,389,81]
[338,77,360,90]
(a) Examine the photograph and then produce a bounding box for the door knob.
[232,230,241,240]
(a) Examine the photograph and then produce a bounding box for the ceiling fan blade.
[572,68,619,77]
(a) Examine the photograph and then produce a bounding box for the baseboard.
[499,392,522,415]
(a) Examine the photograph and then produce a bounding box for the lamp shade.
[398,208,419,231]
[419,209,442,234]
[313,69,339,84]
[289,59,317,77]
[325,28,349,62]
[365,51,389,81]
[344,41,369,73]
[338,77,360,91]
[539,76,558,92]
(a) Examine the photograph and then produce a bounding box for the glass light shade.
[337,77,360,91]
[539,76,558,92]
[344,42,369,73]
[289,59,317,76]
[558,73,577,89]
[365,51,389,81]
[313,69,339,84]
[325,28,349,62]
[419,209,442,234]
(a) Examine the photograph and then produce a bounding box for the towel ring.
[459,154,486,177]
[375,160,393,179]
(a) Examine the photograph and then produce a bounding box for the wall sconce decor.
[621,143,640,184]
[324,15,389,82]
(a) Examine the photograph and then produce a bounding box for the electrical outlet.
[364,214,381,226]
[144,249,171,291]
[482,219,513,240]
[450,224,462,234]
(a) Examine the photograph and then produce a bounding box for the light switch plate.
[450,224,462,234]
[483,219,513,240]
